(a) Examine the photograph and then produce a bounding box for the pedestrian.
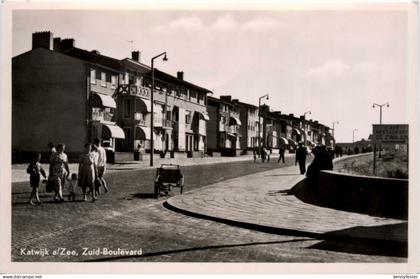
[91,144,101,196]
[94,138,109,193]
[278,145,285,163]
[26,153,47,205]
[261,146,267,163]
[295,142,307,175]
[49,143,69,202]
[66,173,78,201]
[253,147,257,163]
[78,143,96,202]
[47,142,56,154]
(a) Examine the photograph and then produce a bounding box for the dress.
[78,152,96,189]
[50,152,68,192]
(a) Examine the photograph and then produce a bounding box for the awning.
[199,111,210,121]
[280,137,289,145]
[135,126,151,140]
[287,138,297,146]
[135,98,151,112]
[93,93,116,109]
[102,124,125,139]
[229,116,241,126]
[292,128,301,135]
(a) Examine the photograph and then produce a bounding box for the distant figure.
[295,143,307,175]
[253,147,257,163]
[261,147,268,163]
[47,142,56,154]
[27,153,47,205]
[306,145,333,179]
[278,145,285,163]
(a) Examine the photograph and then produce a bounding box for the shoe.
[29,201,35,206]
[36,202,42,206]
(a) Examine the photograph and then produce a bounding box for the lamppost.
[352,129,358,150]
[303,111,311,146]
[373,102,389,158]
[150,52,168,167]
[258,94,269,157]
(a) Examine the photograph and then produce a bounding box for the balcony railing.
[117,84,151,99]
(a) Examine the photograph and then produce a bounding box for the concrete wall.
[307,170,408,219]
[12,48,87,159]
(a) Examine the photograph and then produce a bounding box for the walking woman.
[78,143,97,202]
[49,143,70,202]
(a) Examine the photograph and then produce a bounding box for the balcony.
[92,110,114,122]
[117,84,151,99]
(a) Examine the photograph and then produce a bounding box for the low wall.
[304,170,408,220]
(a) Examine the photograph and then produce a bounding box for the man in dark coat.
[295,143,307,174]
[278,145,285,163]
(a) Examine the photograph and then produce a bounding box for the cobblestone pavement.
[11,156,405,263]
[166,164,407,244]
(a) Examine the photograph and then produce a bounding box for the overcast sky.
[13,8,410,142]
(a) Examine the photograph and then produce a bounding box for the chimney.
[32,31,54,50]
[91,50,101,55]
[53,37,61,51]
[177,71,184,80]
[132,51,140,62]
[289,113,294,117]
[60,38,75,51]
[220,95,232,102]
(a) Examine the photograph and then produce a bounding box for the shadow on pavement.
[131,193,157,199]
[311,223,408,257]
[84,238,314,262]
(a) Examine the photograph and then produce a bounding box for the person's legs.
[28,187,35,204]
[299,160,306,174]
[58,178,64,201]
[82,187,87,201]
[98,167,108,192]
[34,187,41,204]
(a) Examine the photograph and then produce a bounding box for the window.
[111,75,117,89]
[123,99,131,119]
[124,73,129,85]
[101,72,106,87]
[190,90,197,100]
[90,69,96,84]
[185,110,192,124]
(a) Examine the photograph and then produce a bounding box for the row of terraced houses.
[12,32,334,162]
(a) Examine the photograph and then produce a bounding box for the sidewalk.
[166,163,407,243]
[12,153,292,183]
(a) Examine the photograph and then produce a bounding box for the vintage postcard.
[1,0,419,275]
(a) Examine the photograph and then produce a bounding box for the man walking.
[295,142,307,175]
[278,145,285,163]
[94,138,109,193]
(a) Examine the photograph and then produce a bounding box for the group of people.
[26,138,108,205]
[295,142,333,178]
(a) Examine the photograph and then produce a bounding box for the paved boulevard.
[11,157,404,262]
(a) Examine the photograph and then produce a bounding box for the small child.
[67,173,78,201]
[26,153,47,205]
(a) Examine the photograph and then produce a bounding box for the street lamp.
[373,102,389,158]
[352,128,358,149]
[303,111,311,146]
[150,51,168,167]
[258,94,269,157]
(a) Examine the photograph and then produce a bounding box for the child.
[26,153,47,205]
[67,173,78,201]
